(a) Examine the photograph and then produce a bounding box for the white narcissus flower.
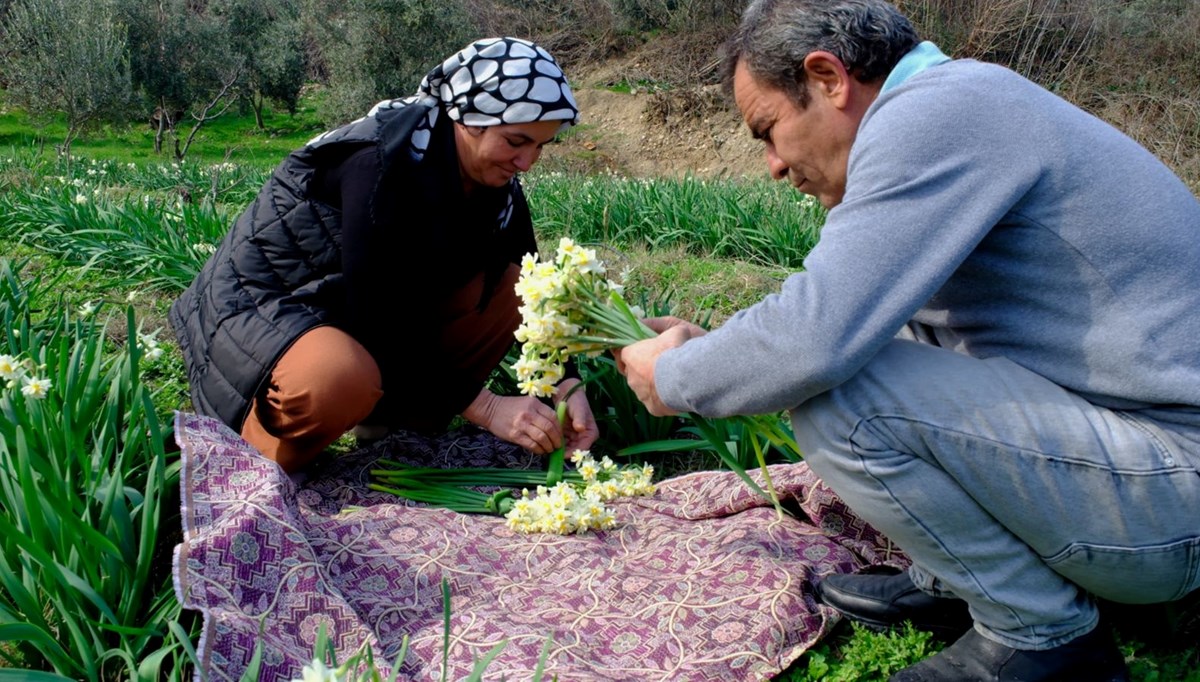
[21,376,51,399]
[0,354,21,381]
[292,659,339,682]
[503,451,655,535]
[512,354,540,380]
[78,301,96,317]
[578,460,599,482]
[520,252,539,275]
[138,332,164,361]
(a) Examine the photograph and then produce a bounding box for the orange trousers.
[241,266,521,472]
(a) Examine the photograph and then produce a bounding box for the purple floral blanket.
[172,412,907,681]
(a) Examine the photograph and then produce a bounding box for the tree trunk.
[253,92,265,130]
[177,69,242,162]
[154,107,166,155]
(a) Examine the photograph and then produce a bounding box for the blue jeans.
[793,340,1200,650]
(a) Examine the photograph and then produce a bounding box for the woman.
[170,37,597,472]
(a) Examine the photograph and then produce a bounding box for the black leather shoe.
[889,624,1131,681]
[816,567,971,639]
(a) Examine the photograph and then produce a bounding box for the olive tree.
[306,0,478,125]
[0,0,131,157]
[211,0,306,129]
[119,0,244,160]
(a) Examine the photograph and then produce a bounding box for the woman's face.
[454,119,563,192]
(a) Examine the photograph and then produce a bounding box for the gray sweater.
[656,58,1200,418]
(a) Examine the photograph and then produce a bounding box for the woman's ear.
[456,122,487,138]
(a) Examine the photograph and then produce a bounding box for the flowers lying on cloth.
[505,449,656,534]
[512,237,802,513]
[369,447,656,535]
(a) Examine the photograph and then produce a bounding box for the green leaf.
[0,670,76,681]
[463,639,509,682]
[616,438,706,456]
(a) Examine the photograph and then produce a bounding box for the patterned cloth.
[173,412,908,681]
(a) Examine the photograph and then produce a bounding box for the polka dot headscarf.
[419,37,580,130]
[350,37,579,162]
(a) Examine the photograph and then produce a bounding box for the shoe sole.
[835,612,971,641]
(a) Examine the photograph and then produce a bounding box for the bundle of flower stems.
[368,457,583,516]
[370,399,657,534]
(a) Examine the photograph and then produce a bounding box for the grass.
[0,90,325,167]
[598,77,669,95]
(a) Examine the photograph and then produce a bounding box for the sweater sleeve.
[655,69,1043,417]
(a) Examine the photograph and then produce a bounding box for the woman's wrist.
[463,388,499,428]
[554,377,582,404]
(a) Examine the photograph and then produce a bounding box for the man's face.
[733,60,853,209]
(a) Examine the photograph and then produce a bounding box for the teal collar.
[881,41,951,93]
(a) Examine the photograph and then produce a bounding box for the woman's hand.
[554,377,599,453]
[464,389,562,455]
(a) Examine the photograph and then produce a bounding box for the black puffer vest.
[169,104,435,429]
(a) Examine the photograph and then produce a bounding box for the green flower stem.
[371,463,578,487]
[749,428,784,519]
[367,482,494,514]
[606,290,656,340]
[686,413,778,509]
[545,401,569,488]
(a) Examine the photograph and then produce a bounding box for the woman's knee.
[271,326,383,423]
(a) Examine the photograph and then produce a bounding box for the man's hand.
[464,389,562,455]
[555,377,599,453]
[612,316,706,417]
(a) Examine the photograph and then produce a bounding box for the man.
[613,1,1200,680]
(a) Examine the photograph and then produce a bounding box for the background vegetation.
[0,0,1196,188]
[0,0,1198,680]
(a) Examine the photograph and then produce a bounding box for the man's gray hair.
[722,0,920,107]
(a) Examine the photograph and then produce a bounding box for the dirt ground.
[541,57,768,180]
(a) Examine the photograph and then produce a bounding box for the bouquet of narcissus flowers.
[511,237,651,398]
[512,238,802,516]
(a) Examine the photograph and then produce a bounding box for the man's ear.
[802,51,852,108]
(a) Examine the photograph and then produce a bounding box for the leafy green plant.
[779,623,942,682]
[525,172,826,269]
[0,183,233,293]
[0,260,185,680]
[272,578,556,682]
